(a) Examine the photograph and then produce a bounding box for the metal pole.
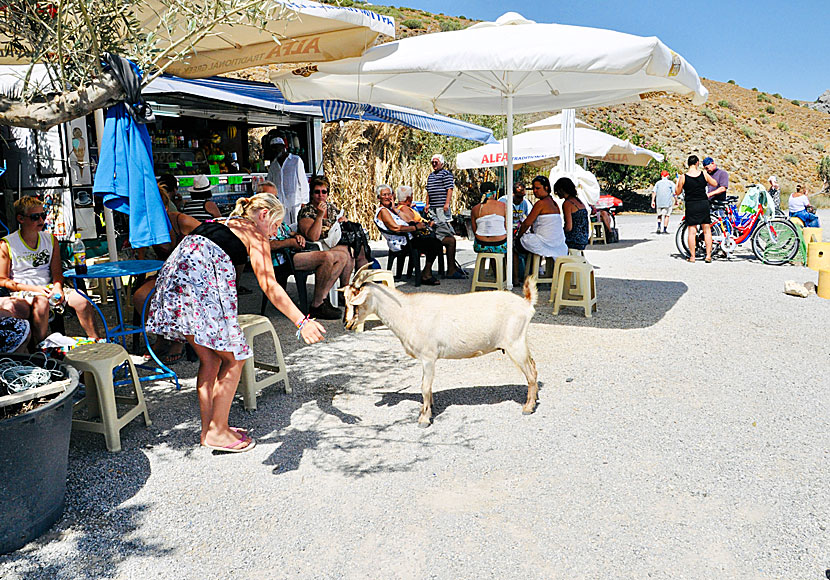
[505,91,514,290]
[93,109,120,265]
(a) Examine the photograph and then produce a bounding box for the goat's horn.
[351,263,373,286]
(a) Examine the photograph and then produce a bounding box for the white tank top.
[3,230,54,286]
[476,213,507,237]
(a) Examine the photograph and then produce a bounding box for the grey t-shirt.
[653,178,675,208]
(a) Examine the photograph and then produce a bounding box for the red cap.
[660,170,669,177]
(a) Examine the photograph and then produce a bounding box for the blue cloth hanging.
[92,102,170,249]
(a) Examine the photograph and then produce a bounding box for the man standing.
[424,153,461,278]
[266,135,309,227]
[702,156,729,204]
[651,170,676,234]
[260,182,346,320]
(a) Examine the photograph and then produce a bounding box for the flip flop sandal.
[203,436,256,454]
[161,351,185,364]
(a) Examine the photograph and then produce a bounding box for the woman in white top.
[788,184,820,228]
[0,196,99,345]
[516,175,568,259]
[374,184,442,285]
[471,182,508,254]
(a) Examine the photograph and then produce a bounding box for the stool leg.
[125,357,152,426]
[270,328,291,394]
[240,358,257,411]
[93,369,122,452]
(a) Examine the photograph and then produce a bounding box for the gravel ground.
[2,211,829,579]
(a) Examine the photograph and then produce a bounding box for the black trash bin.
[0,361,79,554]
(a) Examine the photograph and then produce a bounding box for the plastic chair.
[471,252,505,292]
[552,261,597,317]
[66,342,151,452]
[802,227,823,244]
[589,218,607,245]
[353,270,395,332]
[237,314,290,411]
[807,242,830,272]
[549,251,588,303]
[525,253,555,286]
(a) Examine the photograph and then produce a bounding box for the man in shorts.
[424,154,462,278]
[651,170,676,234]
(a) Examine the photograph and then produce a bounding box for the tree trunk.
[0,73,124,131]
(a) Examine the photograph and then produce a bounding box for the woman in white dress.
[516,175,567,259]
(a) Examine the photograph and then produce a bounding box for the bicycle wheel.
[675,221,691,257]
[675,221,711,259]
[751,219,800,265]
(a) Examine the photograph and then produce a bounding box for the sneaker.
[663,229,668,233]
[309,300,342,320]
[655,228,662,234]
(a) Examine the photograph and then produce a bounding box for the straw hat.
[189,174,215,194]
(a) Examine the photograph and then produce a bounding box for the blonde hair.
[13,196,44,219]
[230,193,285,228]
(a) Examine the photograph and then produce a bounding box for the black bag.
[409,221,436,238]
[806,205,816,214]
[606,227,619,243]
[338,221,373,262]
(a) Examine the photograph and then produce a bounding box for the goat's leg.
[506,342,538,415]
[418,359,436,428]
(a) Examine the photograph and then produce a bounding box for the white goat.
[343,266,539,427]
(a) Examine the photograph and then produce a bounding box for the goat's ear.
[348,286,370,306]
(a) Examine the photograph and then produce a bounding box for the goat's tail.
[523,275,538,307]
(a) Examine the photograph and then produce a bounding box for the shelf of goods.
[175,174,267,215]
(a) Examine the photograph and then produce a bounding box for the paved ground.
[1,212,829,579]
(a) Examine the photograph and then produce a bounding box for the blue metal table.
[64,260,179,389]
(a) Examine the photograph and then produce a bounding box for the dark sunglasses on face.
[314,189,328,194]
[25,212,47,221]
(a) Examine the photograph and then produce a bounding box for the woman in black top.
[147,193,325,453]
[675,155,719,263]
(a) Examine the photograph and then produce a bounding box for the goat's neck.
[367,285,409,338]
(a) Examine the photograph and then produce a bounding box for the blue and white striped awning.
[322,101,497,144]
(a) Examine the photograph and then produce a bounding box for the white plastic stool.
[471,252,505,292]
[549,252,588,303]
[354,270,395,332]
[237,314,290,410]
[66,342,151,452]
[526,253,555,285]
[590,219,607,245]
[552,261,597,317]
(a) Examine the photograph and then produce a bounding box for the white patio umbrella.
[524,113,594,131]
[274,11,707,287]
[139,0,396,78]
[456,127,664,169]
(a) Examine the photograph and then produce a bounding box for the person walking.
[676,155,720,263]
[651,170,676,234]
[424,154,462,278]
[146,193,325,453]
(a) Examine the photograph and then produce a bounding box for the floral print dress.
[146,235,252,360]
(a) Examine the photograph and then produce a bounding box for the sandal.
[704,256,712,263]
[421,277,440,286]
[161,351,185,364]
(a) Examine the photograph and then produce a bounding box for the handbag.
[806,205,816,214]
[320,220,342,250]
[409,221,436,238]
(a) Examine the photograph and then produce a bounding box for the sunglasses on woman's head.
[25,212,47,221]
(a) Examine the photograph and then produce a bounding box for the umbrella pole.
[505,92,514,291]
[94,109,121,267]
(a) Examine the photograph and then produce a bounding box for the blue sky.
[375,0,827,102]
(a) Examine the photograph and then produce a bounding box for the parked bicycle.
[675,191,800,265]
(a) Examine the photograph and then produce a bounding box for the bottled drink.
[72,233,87,274]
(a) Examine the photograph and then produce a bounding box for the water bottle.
[72,233,87,274]
[46,284,64,313]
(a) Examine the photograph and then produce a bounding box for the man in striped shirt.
[425,154,462,278]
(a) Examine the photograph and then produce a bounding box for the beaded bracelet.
[295,315,311,341]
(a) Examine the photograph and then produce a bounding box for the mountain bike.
[675,195,800,265]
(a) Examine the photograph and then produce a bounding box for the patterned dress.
[146,234,251,360]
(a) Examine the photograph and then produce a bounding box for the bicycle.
[675,194,800,265]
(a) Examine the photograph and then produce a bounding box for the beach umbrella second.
[274,11,707,287]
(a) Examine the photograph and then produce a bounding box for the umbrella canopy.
[273,11,707,287]
[456,127,664,169]
[524,113,594,131]
[139,0,395,78]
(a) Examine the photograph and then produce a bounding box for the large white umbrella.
[139,0,396,78]
[274,11,707,287]
[456,127,664,169]
[524,113,595,131]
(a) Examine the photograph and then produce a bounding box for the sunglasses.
[313,189,328,194]
[25,212,47,221]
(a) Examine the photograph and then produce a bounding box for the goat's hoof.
[417,420,430,429]
[522,406,536,415]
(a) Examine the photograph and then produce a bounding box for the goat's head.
[342,264,376,331]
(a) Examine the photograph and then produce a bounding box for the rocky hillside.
[576,80,830,195]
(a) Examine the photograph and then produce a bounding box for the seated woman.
[470,182,508,253]
[0,196,99,346]
[297,175,369,287]
[788,184,820,228]
[554,177,589,251]
[374,184,441,285]
[133,187,201,363]
[515,175,568,266]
